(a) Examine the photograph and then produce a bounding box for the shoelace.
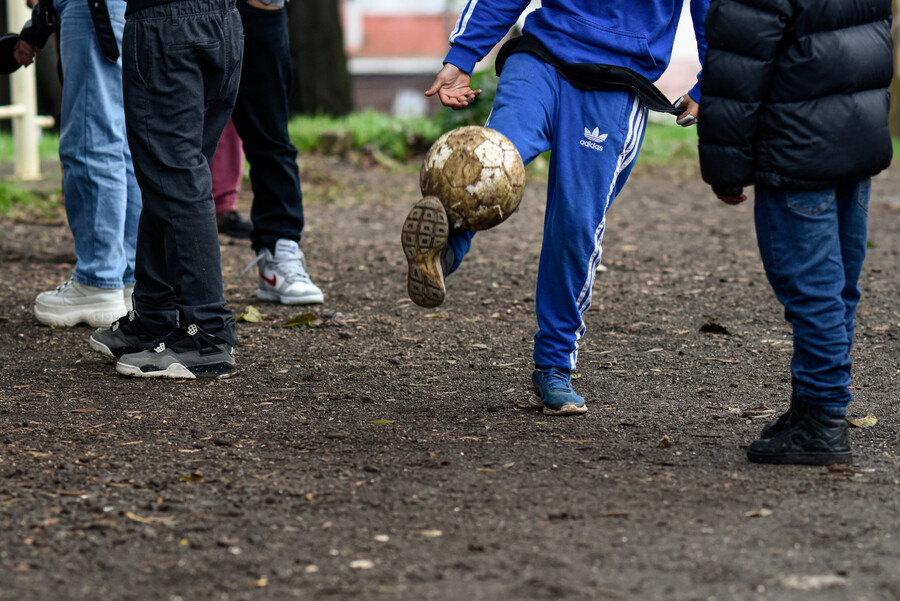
[242,250,312,284]
[538,368,573,392]
[54,278,75,293]
[242,253,265,275]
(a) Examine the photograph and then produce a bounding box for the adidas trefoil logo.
[581,126,607,151]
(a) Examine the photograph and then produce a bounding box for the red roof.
[348,15,450,58]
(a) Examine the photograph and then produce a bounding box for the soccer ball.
[419,126,525,231]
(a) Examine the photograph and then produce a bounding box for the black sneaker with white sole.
[89,310,157,358]
[116,324,236,379]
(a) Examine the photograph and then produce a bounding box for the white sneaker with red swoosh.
[249,239,324,305]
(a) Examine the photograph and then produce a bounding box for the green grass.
[0,179,60,220]
[1,111,894,174]
[288,109,443,160]
[639,120,699,166]
[0,179,38,212]
[0,131,59,162]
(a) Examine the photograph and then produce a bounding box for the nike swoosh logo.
[260,273,277,287]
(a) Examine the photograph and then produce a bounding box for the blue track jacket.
[446,0,709,101]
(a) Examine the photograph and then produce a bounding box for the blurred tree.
[286,0,352,116]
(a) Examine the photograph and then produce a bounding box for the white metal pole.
[7,0,41,180]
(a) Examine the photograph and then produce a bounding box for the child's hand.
[717,194,747,205]
[425,63,482,110]
[13,39,39,67]
[674,94,698,127]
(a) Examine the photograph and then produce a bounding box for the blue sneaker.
[529,368,587,416]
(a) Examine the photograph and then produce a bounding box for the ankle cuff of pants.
[73,274,126,290]
[798,397,849,417]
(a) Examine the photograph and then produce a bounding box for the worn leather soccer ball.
[419,126,525,231]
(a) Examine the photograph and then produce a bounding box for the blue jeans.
[55,0,141,288]
[754,181,870,415]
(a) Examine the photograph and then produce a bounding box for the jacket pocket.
[570,15,656,70]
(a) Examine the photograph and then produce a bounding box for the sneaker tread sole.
[402,197,448,308]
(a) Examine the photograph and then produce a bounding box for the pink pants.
[211,117,244,213]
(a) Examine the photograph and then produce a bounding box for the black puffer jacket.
[698,0,893,196]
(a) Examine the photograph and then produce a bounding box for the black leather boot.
[747,398,852,465]
[759,385,798,439]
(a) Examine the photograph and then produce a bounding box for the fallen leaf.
[845,414,877,428]
[370,419,394,425]
[320,310,346,326]
[744,508,773,518]
[279,313,319,328]
[237,305,262,323]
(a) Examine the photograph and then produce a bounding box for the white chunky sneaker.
[248,239,324,305]
[124,284,135,313]
[34,279,127,328]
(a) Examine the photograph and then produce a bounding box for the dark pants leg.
[231,0,304,253]
[123,0,243,346]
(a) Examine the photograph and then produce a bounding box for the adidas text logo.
[581,126,607,151]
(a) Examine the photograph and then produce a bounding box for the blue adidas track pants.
[446,52,648,371]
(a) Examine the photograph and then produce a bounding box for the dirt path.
[1,156,899,601]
